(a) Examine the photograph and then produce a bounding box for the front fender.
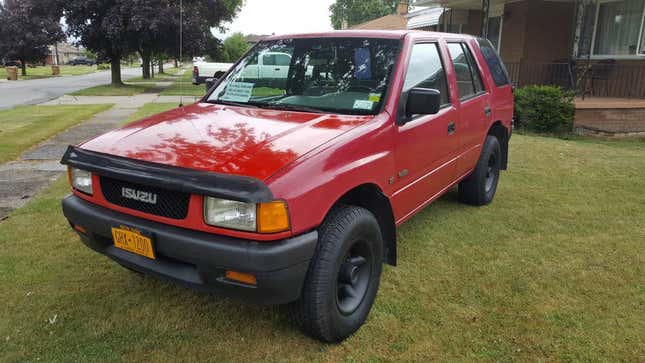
[266,113,396,235]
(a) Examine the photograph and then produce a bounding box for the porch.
[574,97,645,136]
[411,0,645,98]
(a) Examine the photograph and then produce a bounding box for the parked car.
[69,57,95,66]
[192,60,233,84]
[61,30,513,342]
[3,60,21,67]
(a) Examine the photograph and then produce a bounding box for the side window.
[447,43,484,100]
[463,44,485,93]
[476,38,510,87]
[263,53,276,66]
[403,43,450,106]
[275,54,291,66]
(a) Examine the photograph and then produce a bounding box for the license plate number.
[111,226,155,259]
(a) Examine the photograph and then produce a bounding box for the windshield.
[206,37,401,115]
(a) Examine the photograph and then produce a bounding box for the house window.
[487,16,503,52]
[593,0,645,56]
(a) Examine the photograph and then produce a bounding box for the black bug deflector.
[60,145,274,203]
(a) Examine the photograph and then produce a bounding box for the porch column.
[481,0,490,37]
[571,0,595,59]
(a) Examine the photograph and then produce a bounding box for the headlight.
[203,197,290,233]
[69,167,92,195]
[204,197,256,231]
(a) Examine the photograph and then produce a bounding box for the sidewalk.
[0,91,200,220]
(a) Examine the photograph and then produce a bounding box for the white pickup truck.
[192,61,234,85]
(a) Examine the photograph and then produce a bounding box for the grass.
[123,103,180,124]
[0,65,100,80]
[126,74,178,83]
[70,83,153,96]
[0,104,114,163]
[1,135,644,361]
[159,69,205,97]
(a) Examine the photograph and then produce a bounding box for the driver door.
[391,41,461,222]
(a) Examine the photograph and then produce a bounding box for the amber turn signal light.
[257,200,290,233]
[225,270,257,285]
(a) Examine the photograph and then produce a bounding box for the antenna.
[179,0,184,107]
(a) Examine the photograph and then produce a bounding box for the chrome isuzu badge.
[121,187,158,205]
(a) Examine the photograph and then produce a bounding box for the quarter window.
[402,43,450,106]
[447,43,485,99]
[477,38,510,87]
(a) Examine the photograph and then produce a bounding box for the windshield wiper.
[208,100,259,108]
[256,102,324,114]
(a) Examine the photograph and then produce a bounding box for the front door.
[391,42,461,223]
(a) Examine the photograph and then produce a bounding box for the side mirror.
[405,88,441,118]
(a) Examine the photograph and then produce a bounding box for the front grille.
[99,176,190,219]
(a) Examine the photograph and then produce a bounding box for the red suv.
[61,30,513,342]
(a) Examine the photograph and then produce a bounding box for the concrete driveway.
[0,67,141,110]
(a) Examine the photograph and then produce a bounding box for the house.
[245,34,272,46]
[46,43,85,65]
[352,0,645,135]
[408,0,645,99]
[348,2,410,30]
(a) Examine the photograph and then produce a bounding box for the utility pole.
[481,0,490,38]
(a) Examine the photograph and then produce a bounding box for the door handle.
[448,122,456,135]
[274,68,281,71]
[484,106,492,117]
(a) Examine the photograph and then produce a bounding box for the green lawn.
[70,83,153,96]
[0,135,644,361]
[0,104,114,163]
[123,103,180,124]
[126,75,179,83]
[159,69,206,96]
[0,65,100,80]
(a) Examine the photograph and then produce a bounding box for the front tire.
[294,205,383,343]
[459,135,501,206]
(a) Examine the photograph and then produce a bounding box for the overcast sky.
[215,0,336,39]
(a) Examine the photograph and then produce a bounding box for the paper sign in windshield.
[353,100,374,110]
[221,82,254,102]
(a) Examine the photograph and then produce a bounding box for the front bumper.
[62,195,317,304]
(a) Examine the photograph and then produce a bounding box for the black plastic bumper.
[62,195,317,304]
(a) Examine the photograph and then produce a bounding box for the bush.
[514,85,575,134]
[96,63,110,70]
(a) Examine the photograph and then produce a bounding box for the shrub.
[514,85,575,134]
[96,63,110,70]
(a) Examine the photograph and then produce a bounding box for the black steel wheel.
[294,205,383,343]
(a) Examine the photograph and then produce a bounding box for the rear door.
[445,41,492,177]
[391,41,461,222]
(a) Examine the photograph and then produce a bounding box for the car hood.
[79,102,373,180]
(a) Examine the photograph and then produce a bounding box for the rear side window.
[447,43,484,100]
[476,38,510,87]
[402,43,450,106]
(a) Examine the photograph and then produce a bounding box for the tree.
[329,0,398,30]
[63,0,242,84]
[0,0,64,76]
[221,32,249,62]
[63,0,137,85]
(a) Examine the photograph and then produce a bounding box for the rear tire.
[294,205,383,343]
[459,135,501,206]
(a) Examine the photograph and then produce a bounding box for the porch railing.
[505,60,645,98]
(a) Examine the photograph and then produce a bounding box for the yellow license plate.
[111,226,155,259]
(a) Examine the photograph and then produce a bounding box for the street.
[0,67,141,110]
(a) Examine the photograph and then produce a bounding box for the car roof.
[263,30,476,42]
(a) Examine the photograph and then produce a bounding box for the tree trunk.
[110,57,123,85]
[158,57,164,74]
[20,58,26,76]
[141,52,151,79]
